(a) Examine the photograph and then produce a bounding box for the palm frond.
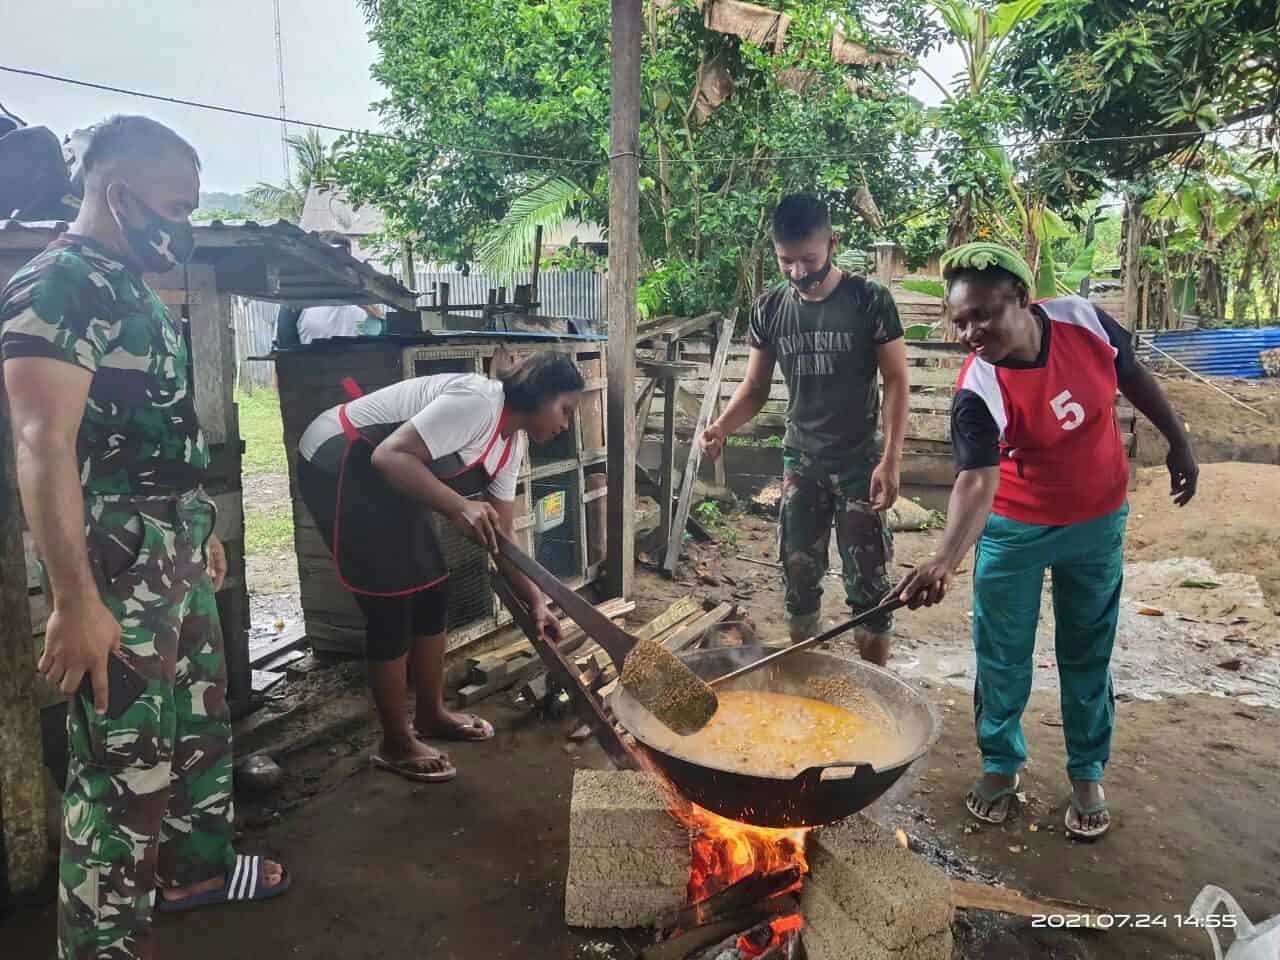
[289,129,333,192]
[246,181,305,223]
[476,178,585,280]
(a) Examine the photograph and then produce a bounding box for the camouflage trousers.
[59,491,235,960]
[778,448,894,638]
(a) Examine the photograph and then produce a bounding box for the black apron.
[326,376,515,597]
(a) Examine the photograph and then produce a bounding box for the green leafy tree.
[192,207,246,224]
[997,0,1280,200]
[337,0,943,314]
[1140,147,1280,324]
[918,0,1083,294]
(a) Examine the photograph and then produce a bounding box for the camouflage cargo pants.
[59,491,235,960]
[778,448,894,638]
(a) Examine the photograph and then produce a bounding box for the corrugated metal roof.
[0,218,417,309]
[1139,327,1280,379]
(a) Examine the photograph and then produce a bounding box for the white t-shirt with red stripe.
[950,296,1137,526]
[299,374,524,501]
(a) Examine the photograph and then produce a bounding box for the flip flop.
[965,774,1020,825]
[1065,795,1111,840]
[371,751,457,783]
[416,713,495,743]
[156,854,290,913]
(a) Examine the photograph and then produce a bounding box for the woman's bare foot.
[965,772,1020,823]
[1065,780,1110,838]
[379,731,452,774]
[415,709,494,742]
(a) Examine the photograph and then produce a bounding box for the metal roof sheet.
[1139,327,1280,379]
[0,217,417,310]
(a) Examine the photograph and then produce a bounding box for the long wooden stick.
[1139,338,1268,418]
[663,310,737,575]
[951,879,1107,925]
[492,577,636,770]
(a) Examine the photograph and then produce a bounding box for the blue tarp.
[1140,327,1280,379]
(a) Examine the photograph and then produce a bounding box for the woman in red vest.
[898,243,1198,839]
[296,352,583,782]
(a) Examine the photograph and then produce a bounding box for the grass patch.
[237,389,288,476]
[694,499,740,552]
[244,506,295,558]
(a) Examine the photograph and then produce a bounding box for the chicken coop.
[274,332,609,656]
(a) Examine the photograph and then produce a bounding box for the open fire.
[646,770,810,957]
[684,805,809,909]
[736,913,805,958]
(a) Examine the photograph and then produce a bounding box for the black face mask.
[792,256,833,293]
[110,186,195,273]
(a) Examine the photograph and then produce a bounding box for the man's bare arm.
[6,357,97,605]
[876,338,910,464]
[717,346,776,434]
[702,346,776,458]
[869,338,910,510]
[5,356,121,710]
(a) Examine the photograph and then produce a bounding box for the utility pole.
[605,0,641,598]
[273,0,291,183]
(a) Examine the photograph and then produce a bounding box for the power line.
[0,64,598,165]
[2,62,1272,169]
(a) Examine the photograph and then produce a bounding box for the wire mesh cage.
[433,504,496,632]
[528,420,578,466]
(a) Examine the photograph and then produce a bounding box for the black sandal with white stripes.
[157,854,291,912]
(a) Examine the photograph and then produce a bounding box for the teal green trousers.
[971,504,1128,782]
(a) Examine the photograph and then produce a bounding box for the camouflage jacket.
[0,235,208,496]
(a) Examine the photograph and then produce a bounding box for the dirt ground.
[1133,376,1280,467]
[1126,460,1280,606]
[4,692,1273,960]
[1,703,638,960]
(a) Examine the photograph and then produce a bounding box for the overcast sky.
[4,0,962,195]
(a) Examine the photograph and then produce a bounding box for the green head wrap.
[940,242,1035,292]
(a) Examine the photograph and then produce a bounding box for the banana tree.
[1143,155,1280,324]
[920,0,1046,247]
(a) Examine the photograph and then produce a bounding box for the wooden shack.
[274,332,608,656]
[0,218,415,897]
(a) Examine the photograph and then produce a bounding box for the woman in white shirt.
[296,352,584,781]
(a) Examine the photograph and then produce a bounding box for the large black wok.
[609,647,941,828]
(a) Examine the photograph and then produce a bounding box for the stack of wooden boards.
[451,595,743,716]
[519,596,742,728]
[456,597,634,706]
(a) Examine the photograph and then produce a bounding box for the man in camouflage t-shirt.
[701,194,910,664]
[1,115,286,960]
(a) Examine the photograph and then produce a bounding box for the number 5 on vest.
[1051,390,1085,431]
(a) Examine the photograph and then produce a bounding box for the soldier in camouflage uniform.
[777,446,895,640]
[1,115,286,960]
[701,194,910,663]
